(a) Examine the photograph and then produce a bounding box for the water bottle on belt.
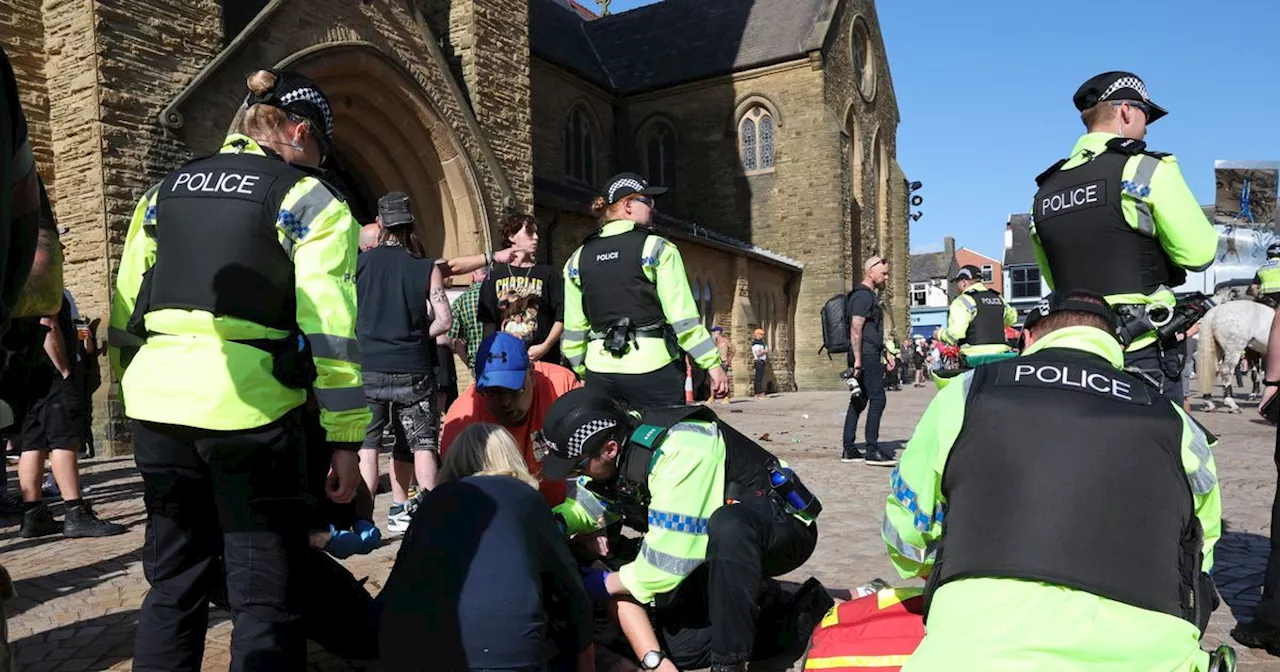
[767,464,822,519]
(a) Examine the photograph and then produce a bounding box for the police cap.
[244,69,334,150]
[602,172,668,205]
[1267,243,1280,259]
[1073,71,1167,124]
[1022,290,1118,334]
[540,387,630,481]
[953,265,983,282]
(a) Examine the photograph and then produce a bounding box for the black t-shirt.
[478,263,563,364]
[355,245,437,374]
[846,284,884,365]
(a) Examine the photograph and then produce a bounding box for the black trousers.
[842,358,886,451]
[753,360,767,395]
[654,496,818,668]
[132,409,310,672]
[1256,423,1280,627]
[585,361,685,408]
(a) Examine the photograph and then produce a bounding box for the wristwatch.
[641,650,665,670]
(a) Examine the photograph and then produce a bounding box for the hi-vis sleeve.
[108,185,160,385]
[883,372,970,579]
[617,423,724,604]
[1142,156,1217,272]
[1174,407,1222,572]
[938,295,974,347]
[645,236,721,371]
[562,247,588,376]
[280,177,370,443]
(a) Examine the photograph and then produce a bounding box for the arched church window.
[564,106,597,184]
[739,106,775,174]
[641,121,678,190]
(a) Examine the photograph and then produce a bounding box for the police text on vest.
[1011,363,1132,401]
[1036,179,1107,219]
[173,171,262,195]
[596,251,620,262]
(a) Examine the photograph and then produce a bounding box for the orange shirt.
[440,361,582,506]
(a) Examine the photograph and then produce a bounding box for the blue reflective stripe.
[648,509,709,535]
[890,467,945,533]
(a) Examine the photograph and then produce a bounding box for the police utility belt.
[1112,289,1215,348]
[591,317,673,358]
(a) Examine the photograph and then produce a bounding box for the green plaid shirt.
[449,281,484,372]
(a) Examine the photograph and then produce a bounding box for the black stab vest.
[961,289,1007,346]
[588,405,778,532]
[1032,142,1182,296]
[150,150,306,331]
[925,348,1203,625]
[578,226,665,332]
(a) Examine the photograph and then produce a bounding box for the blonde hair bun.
[246,70,277,97]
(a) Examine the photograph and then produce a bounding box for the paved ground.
[3,385,1280,670]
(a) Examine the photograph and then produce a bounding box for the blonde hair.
[590,195,639,224]
[1080,103,1117,130]
[439,424,539,490]
[237,70,302,143]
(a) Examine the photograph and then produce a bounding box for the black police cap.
[602,172,668,205]
[540,388,629,481]
[1073,71,1167,124]
[953,265,983,282]
[1023,291,1118,334]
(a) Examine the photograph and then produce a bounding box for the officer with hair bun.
[1030,72,1218,403]
[884,290,1230,671]
[110,68,368,671]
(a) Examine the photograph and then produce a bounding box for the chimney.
[943,236,956,261]
[1005,223,1013,251]
[943,236,957,300]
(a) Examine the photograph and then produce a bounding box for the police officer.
[108,69,369,672]
[1252,243,1280,307]
[542,387,830,672]
[882,291,1228,671]
[936,264,1017,365]
[1030,71,1218,403]
[562,173,726,407]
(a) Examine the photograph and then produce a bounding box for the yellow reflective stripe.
[877,586,924,610]
[818,604,840,629]
[805,654,913,669]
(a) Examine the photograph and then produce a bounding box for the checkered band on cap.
[566,419,618,459]
[1100,76,1150,103]
[608,177,647,204]
[279,87,333,139]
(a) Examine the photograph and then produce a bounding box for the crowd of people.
[0,41,1275,672]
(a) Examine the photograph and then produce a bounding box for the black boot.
[63,502,127,537]
[20,502,61,538]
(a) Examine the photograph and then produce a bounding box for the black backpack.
[819,292,852,357]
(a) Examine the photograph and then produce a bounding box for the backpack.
[819,292,852,357]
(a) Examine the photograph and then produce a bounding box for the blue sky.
[593,0,1280,260]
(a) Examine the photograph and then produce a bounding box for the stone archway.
[275,44,488,259]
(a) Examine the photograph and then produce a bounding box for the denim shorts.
[362,371,438,456]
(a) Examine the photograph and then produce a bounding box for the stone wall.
[530,59,618,189]
[0,0,53,193]
[467,0,533,214]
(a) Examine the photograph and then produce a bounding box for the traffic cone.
[685,366,695,403]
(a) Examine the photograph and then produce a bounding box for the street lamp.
[908,180,924,222]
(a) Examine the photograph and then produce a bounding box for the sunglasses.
[1110,100,1150,117]
[631,195,655,208]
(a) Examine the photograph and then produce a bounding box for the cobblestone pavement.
[3,386,1280,670]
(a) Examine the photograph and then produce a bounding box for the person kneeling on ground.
[379,423,596,672]
[441,332,581,506]
[883,291,1228,671]
[542,388,832,672]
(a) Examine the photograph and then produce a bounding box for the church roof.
[532,0,828,95]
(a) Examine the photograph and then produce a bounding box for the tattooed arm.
[427,265,453,338]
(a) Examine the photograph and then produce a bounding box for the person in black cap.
[355,191,454,534]
[541,387,830,672]
[936,264,1017,366]
[884,289,1229,671]
[561,172,727,407]
[1029,71,1217,404]
[111,68,370,672]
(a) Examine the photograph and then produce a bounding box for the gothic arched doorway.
[275,44,489,259]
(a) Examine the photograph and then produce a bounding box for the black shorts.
[20,373,89,450]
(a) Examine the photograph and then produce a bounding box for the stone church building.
[2,0,906,452]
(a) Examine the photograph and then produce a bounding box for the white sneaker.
[387,505,412,534]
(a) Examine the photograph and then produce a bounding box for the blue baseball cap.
[475,333,531,391]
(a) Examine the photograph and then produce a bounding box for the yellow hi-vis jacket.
[937,282,1017,357]
[108,134,370,442]
[561,220,722,376]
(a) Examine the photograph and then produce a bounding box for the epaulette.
[1034,159,1068,187]
[1105,136,1171,160]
